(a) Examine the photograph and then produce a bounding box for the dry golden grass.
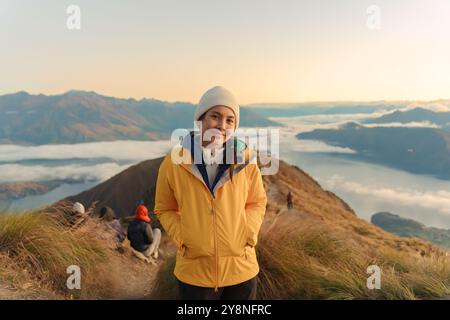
[2,159,449,300]
[257,214,450,300]
[151,213,450,300]
[0,202,155,299]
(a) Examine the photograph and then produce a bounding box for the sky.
[1,0,450,104]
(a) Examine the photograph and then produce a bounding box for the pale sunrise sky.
[1,0,450,104]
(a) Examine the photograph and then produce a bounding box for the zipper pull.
[214,286,219,293]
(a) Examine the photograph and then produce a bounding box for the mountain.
[0,180,65,201]
[372,212,450,249]
[3,156,449,299]
[0,91,280,145]
[365,107,450,130]
[297,123,450,179]
[65,157,163,219]
[247,102,402,118]
[63,154,436,259]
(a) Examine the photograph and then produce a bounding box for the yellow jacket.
[154,133,267,290]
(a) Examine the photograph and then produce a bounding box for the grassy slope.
[152,160,450,300]
[0,202,162,299]
[1,159,449,299]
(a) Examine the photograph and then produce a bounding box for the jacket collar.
[177,131,257,197]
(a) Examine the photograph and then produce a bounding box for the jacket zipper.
[211,196,219,293]
[180,165,220,292]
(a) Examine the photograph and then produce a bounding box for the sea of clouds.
[0,140,172,183]
[325,174,450,218]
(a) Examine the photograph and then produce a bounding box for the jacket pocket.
[180,212,215,258]
[242,208,255,248]
[180,244,216,259]
[244,244,255,261]
[180,227,215,259]
[178,243,186,257]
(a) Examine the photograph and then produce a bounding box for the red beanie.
[135,205,150,223]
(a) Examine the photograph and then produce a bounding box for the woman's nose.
[217,118,227,130]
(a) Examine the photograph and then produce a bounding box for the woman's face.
[200,105,236,148]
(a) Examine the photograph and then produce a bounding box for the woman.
[127,204,161,261]
[154,86,267,300]
[99,206,126,244]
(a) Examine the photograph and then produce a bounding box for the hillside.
[0,203,165,300]
[65,157,164,219]
[1,157,449,299]
[0,180,65,201]
[66,155,445,257]
[0,91,280,145]
[372,212,450,250]
[297,122,450,180]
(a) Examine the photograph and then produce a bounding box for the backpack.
[127,220,149,252]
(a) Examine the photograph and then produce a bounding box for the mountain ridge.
[297,124,450,180]
[372,212,450,249]
[0,91,280,145]
[365,107,450,130]
[63,155,442,259]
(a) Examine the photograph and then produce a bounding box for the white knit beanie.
[72,202,85,214]
[195,86,240,129]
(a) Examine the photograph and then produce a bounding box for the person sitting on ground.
[72,202,85,216]
[71,202,88,226]
[127,204,161,261]
[99,206,126,244]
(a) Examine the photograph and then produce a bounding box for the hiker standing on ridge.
[127,204,161,260]
[287,191,293,209]
[154,86,267,300]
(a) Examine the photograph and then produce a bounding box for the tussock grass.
[149,254,178,300]
[257,216,450,300]
[2,202,449,300]
[0,202,124,299]
[151,214,450,300]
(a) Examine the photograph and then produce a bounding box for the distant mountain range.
[0,91,280,145]
[297,121,450,179]
[248,102,403,117]
[365,107,450,131]
[0,180,65,201]
[372,212,450,249]
[0,179,81,202]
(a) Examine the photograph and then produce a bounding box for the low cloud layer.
[324,174,450,217]
[0,140,172,163]
[270,112,389,125]
[269,121,357,154]
[0,162,132,183]
[360,121,441,129]
[285,139,356,154]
